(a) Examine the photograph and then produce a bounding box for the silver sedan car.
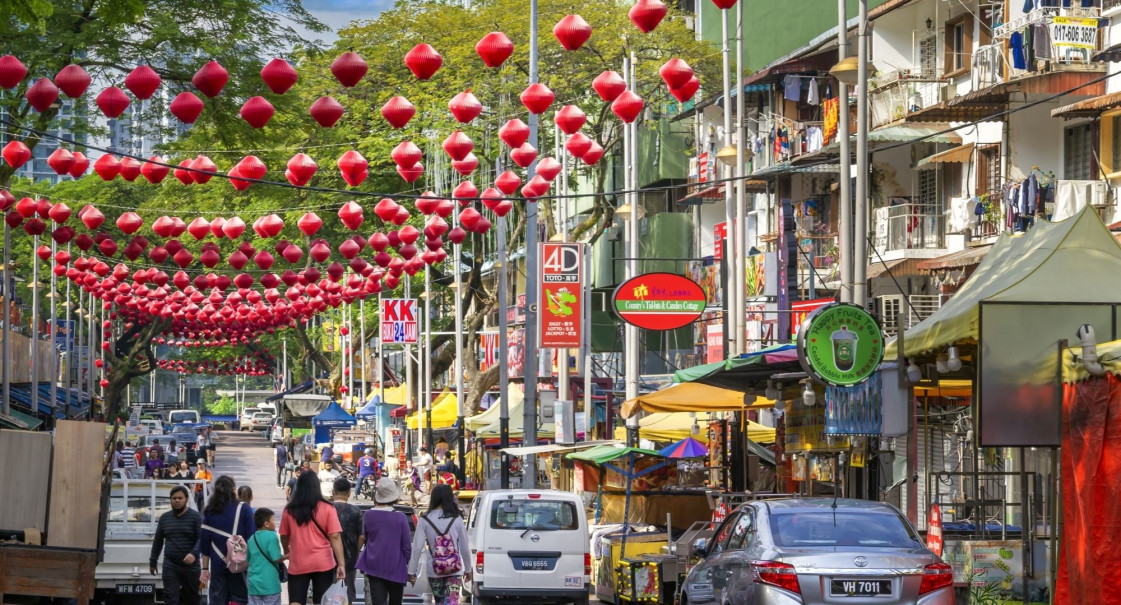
[679,498,954,605]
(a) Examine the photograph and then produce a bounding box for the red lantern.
[536,157,562,181]
[47,202,71,224]
[116,212,143,234]
[222,216,247,239]
[55,64,91,98]
[93,154,122,181]
[670,75,700,103]
[199,249,220,268]
[97,237,117,256]
[338,239,361,259]
[451,155,478,176]
[287,153,317,186]
[442,131,474,162]
[398,225,420,245]
[282,244,303,264]
[95,86,130,118]
[119,157,142,182]
[125,65,161,99]
[555,105,587,135]
[152,216,175,238]
[369,232,390,251]
[331,51,368,87]
[261,58,298,94]
[25,78,59,112]
[511,143,537,168]
[173,248,194,268]
[190,155,217,184]
[449,90,482,123]
[69,152,89,178]
[520,83,555,115]
[0,55,27,89]
[404,44,442,80]
[480,187,503,212]
[310,241,331,262]
[425,216,449,239]
[659,58,694,90]
[228,250,249,270]
[397,163,422,183]
[338,201,365,230]
[169,92,204,123]
[337,150,369,187]
[392,207,410,226]
[140,156,168,182]
[391,141,422,168]
[416,193,440,215]
[447,226,467,245]
[581,141,604,165]
[553,14,592,51]
[375,200,400,225]
[453,181,478,202]
[0,190,12,212]
[235,155,267,181]
[187,217,211,240]
[476,32,514,67]
[629,0,668,33]
[47,148,74,175]
[525,175,551,198]
[494,172,521,196]
[309,96,345,128]
[612,90,644,123]
[193,60,229,97]
[240,96,275,128]
[35,198,51,220]
[475,216,492,234]
[297,212,322,236]
[380,96,415,129]
[565,133,593,158]
[2,141,30,169]
[712,0,737,8]
[499,119,530,148]
[174,160,194,185]
[4,212,21,229]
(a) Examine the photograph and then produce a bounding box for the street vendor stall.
[311,401,356,444]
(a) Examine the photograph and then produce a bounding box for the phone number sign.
[380,298,418,344]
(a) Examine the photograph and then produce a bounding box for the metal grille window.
[1065,123,1094,180]
[918,167,939,207]
[976,144,1001,195]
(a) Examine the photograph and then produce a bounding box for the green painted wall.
[699,0,890,72]
[638,119,691,187]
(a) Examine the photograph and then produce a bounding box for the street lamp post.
[621,55,642,446]
[854,0,869,308]
[2,220,10,417]
[734,0,747,356]
[497,214,511,489]
[835,0,854,304]
[30,231,39,419]
[522,0,541,488]
[719,4,737,358]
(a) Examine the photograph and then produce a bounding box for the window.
[976,144,1002,195]
[944,15,974,77]
[726,510,757,550]
[1065,123,1095,180]
[769,511,921,548]
[1110,115,1121,174]
[489,498,579,531]
[709,512,740,554]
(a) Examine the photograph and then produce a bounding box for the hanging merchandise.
[807,77,820,105]
[783,74,800,102]
[824,372,883,436]
[823,97,839,143]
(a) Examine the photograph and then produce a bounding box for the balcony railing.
[873,203,945,252]
[1106,0,1121,13]
[994,5,1101,40]
[870,70,946,129]
[972,44,1005,89]
[991,6,1104,80]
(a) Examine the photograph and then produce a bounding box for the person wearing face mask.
[150,486,203,605]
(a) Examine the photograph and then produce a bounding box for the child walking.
[247,508,288,605]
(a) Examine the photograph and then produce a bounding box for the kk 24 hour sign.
[540,242,583,349]
[380,298,418,344]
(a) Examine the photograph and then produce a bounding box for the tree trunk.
[103,316,172,420]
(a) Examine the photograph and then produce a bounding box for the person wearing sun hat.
[356,478,412,605]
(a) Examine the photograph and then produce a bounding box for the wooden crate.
[0,544,96,605]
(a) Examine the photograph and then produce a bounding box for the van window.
[490,498,578,531]
[169,411,198,424]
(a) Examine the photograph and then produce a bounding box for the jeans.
[276,465,284,486]
[209,565,248,605]
[344,567,357,603]
[364,575,405,605]
[163,564,201,605]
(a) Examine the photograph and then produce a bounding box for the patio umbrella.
[658,436,708,458]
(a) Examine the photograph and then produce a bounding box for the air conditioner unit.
[878,294,904,336]
[1091,180,1111,207]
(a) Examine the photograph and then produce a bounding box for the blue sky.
[300,0,395,42]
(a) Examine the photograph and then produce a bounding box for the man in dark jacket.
[150,486,202,605]
[331,477,363,602]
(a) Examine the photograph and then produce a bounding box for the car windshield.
[169,412,196,423]
[171,433,195,445]
[490,498,578,531]
[253,413,271,419]
[769,511,921,548]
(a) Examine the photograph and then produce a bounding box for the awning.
[266,380,313,402]
[917,143,975,169]
[914,379,973,398]
[366,383,410,406]
[406,390,459,429]
[499,440,617,456]
[0,407,43,430]
[621,382,773,418]
[917,245,994,271]
[869,124,962,145]
[465,385,525,431]
[867,258,924,279]
[671,343,803,392]
[612,412,776,443]
[1094,42,1121,63]
[1052,91,1121,119]
[566,444,663,465]
[676,184,725,204]
[907,84,1009,123]
[865,258,907,279]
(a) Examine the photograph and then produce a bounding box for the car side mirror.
[693,538,708,556]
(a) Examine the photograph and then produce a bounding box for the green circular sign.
[797,303,885,386]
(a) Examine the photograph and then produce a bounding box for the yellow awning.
[407,390,459,429]
[913,379,973,398]
[916,143,974,169]
[367,383,411,406]
[613,412,776,444]
[621,382,773,419]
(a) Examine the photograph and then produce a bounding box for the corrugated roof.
[917,245,994,271]
[1051,91,1121,119]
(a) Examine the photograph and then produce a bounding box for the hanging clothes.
[1033,23,1052,61]
[823,97,840,143]
[783,75,801,102]
[807,78,820,105]
[1022,173,1041,216]
[805,126,824,152]
[1011,31,1027,70]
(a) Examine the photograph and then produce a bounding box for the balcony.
[873,203,945,253]
[870,70,947,129]
[993,5,1105,82]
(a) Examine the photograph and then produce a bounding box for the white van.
[468,489,590,605]
[167,409,200,425]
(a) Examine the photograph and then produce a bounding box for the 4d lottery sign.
[540,242,583,349]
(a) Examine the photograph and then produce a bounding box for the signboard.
[612,272,706,331]
[714,221,727,261]
[480,332,498,371]
[776,199,796,339]
[1050,16,1097,59]
[380,298,418,344]
[790,298,833,339]
[540,242,583,349]
[797,303,885,387]
[926,504,944,557]
[705,323,723,364]
[698,152,709,183]
[506,293,527,325]
[52,318,75,351]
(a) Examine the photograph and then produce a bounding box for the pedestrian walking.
[170,460,191,480]
[167,438,179,467]
[357,478,411,605]
[280,471,346,605]
[330,477,362,603]
[414,447,433,492]
[247,508,288,605]
[200,476,254,605]
[151,438,165,462]
[121,440,137,470]
[194,460,212,509]
[205,428,216,466]
[286,461,311,502]
[283,433,297,462]
[238,486,254,515]
[149,486,202,605]
[274,440,289,487]
[145,449,165,479]
[196,431,207,465]
[408,484,470,605]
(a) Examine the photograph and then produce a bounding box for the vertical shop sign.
[480,332,498,371]
[776,199,796,338]
[714,221,727,261]
[926,504,944,557]
[540,242,583,349]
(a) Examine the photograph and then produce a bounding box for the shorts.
[248,594,282,605]
[287,569,335,605]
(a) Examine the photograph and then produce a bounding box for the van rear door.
[483,495,586,592]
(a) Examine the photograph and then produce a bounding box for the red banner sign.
[540,242,583,349]
[380,298,417,344]
[926,504,943,557]
[480,332,498,371]
[714,221,727,261]
[791,298,834,339]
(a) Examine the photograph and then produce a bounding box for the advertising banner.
[612,272,706,331]
[380,298,418,344]
[540,242,583,349]
[1050,16,1097,60]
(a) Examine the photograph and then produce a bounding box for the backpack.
[202,503,249,573]
[423,515,463,576]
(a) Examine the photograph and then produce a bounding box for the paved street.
[211,429,290,512]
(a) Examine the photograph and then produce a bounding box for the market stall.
[311,401,356,444]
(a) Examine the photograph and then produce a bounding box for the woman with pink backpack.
[200,476,255,605]
[407,484,470,605]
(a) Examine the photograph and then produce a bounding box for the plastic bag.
[322,581,348,605]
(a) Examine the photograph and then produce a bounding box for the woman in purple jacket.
[356,477,412,605]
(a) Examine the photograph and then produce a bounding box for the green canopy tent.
[567,445,667,548]
[671,343,802,391]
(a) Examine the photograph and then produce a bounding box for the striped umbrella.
[658,436,708,459]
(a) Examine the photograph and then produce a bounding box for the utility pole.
[523,0,541,487]
[837,0,853,304]
[854,0,869,308]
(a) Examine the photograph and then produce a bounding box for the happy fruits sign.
[797,302,885,386]
[612,272,706,331]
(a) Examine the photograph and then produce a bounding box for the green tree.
[206,395,238,416]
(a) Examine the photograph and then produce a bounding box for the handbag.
[252,533,288,582]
